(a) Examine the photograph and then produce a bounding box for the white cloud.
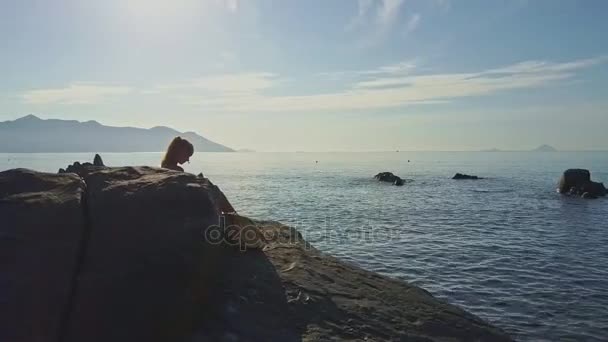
[346,0,406,46]
[405,13,421,34]
[318,60,417,79]
[156,57,605,112]
[377,0,406,31]
[155,72,279,93]
[484,56,607,74]
[22,83,132,105]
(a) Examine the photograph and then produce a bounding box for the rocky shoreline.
[1,164,512,341]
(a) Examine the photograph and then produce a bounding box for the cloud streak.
[161,56,605,112]
[22,83,132,105]
[21,57,605,112]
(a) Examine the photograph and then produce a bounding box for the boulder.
[62,166,231,342]
[0,169,86,342]
[453,173,482,180]
[558,169,607,198]
[374,172,405,186]
[558,169,590,193]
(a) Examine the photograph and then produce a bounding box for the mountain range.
[0,115,233,153]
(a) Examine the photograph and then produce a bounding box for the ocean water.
[2,151,608,341]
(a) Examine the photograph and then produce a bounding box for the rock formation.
[1,163,513,341]
[558,169,607,199]
[453,173,482,180]
[374,172,406,186]
[93,153,105,166]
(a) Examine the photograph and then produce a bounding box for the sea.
[2,151,608,341]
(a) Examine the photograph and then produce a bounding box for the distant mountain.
[531,144,558,152]
[0,115,234,152]
[237,148,256,153]
[480,148,503,152]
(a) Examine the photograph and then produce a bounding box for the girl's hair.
[161,137,194,168]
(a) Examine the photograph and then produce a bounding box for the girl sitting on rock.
[161,137,194,172]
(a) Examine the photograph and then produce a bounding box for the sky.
[1,0,607,151]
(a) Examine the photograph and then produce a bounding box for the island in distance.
[0,115,234,153]
[480,145,558,152]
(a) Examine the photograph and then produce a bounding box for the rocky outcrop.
[202,221,512,341]
[1,165,512,341]
[374,172,406,186]
[558,169,607,199]
[453,173,482,180]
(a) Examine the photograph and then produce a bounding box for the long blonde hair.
[161,137,194,169]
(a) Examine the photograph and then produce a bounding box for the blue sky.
[1,0,607,151]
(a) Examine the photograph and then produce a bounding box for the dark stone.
[558,169,606,198]
[0,169,86,342]
[93,154,105,167]
[62,166,233,342]
[59,155,107,175]
[453,173,482,180]
[558,169,591,194]
[374,172,406,186]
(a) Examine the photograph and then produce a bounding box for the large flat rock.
[0,169,86,342]
[196,221,513,342]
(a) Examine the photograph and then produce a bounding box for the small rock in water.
[452,173,481,180]
[374,172,406,186]
[558,169,607,199]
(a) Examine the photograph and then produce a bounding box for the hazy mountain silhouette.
[0,115,234,152]
[531,144,558,152]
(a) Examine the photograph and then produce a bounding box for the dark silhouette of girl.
[161,137,193,172]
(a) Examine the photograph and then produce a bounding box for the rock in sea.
[1,164,512,342]
[558,169,607,199]
[374,172,406,186]
[453,173,482,180]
